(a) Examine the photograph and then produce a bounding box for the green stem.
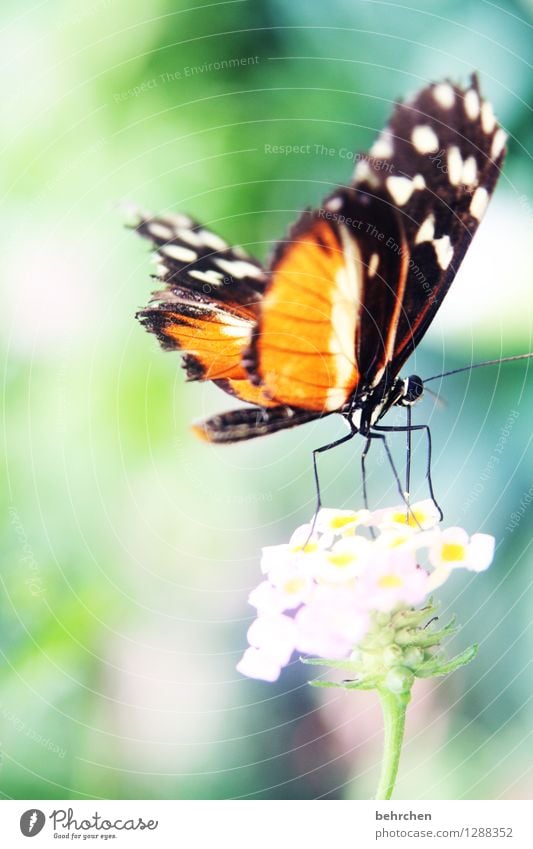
[374,688,410,800]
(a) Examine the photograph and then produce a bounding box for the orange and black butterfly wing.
[134,210,266,303]
[244,76,506,410]
[182,186,409,440]
[352,74,506,376]
[244,186,409,408]
[134,210,322,438]
[134,211,273,403]
[192,405,323,443]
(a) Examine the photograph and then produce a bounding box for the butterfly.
[134,74,506,453]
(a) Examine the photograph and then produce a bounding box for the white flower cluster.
[237,501,495,682]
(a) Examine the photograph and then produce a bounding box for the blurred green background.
[1,0,532,800]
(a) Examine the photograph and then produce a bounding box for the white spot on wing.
[386,176,412,205]
[411,125,439,154]
[464,89,480,121]
[433,82,455,109]
[198,230,228,251]
[147,222,173,240]
[433,235,454,270]
[189,269,224,286]
[470,186,490,220]
[354,159,379,187]
[325,196,343,212]
[481,101,496,134]
[370,130,393,159]
[368,252,379,278]
[491,128,507,159]
[386,175,425,206]
[215,258,261,279]
[461,156,477,187]
[175,228,204,247]
[415,214,435,245]
[162,244,197,262]
[447,146,463,186]
[415,215,452,269]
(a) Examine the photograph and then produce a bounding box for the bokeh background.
[1,0,532,800]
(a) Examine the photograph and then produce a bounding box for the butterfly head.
[398,375,424,406]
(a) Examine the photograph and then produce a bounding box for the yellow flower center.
[283,577,306,594]
[392,510,424,527]
[441,542,466,562]
[327,552,355,568]
[330,515,355,529]
[390,534,408,548]
[291,542,318,554]
[377,574,403,589]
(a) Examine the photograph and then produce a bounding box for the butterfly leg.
[304,427,359,546]
[361,435,372,513]
[360,435,376,538]
[311,423,358,523]
[406,405,412,504]
[371,422,443,522]
[416,423,442,521]
[365,429,408,511]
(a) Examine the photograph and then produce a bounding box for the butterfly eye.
[403,375,424,405]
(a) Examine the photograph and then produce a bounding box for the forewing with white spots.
[134,210,270,399]
[134,210,266,305]
[353,73,506,374]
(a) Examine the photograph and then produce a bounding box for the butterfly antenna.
[424,353,533,384]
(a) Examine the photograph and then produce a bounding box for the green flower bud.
[395,628,415,646]
[383,644,403,668]
[403,647,425,669]
[385,666,415,695]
